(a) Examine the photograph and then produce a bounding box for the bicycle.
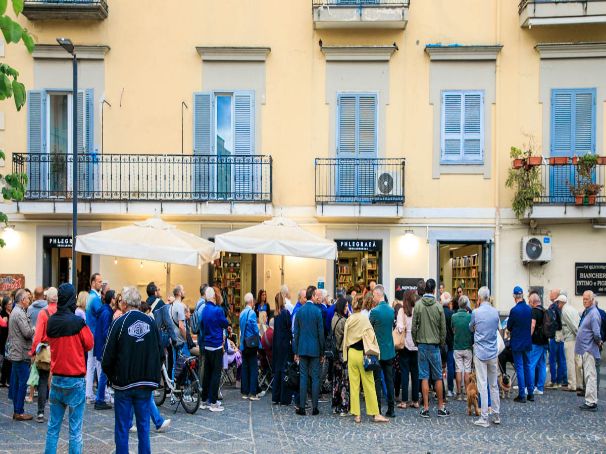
[153,352,201,414]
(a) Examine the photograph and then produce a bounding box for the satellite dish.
[525,238,543,260]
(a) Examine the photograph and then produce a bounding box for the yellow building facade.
[1,0,606,313]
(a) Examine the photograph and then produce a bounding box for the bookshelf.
[336,251,380,290]
[212,252,242,332]
[451,253,480,306]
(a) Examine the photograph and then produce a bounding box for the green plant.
[0,0,34,247]
[506,146,544,219]
[571,154,603,198]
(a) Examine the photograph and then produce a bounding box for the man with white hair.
[200,286,229,412]
[239,292,261,401]
[30,287,58,422]
[469,286,501,427]
[575,290,602,411]
[281,285,294,314]
[557,292,581,392]
[102,286,163,454]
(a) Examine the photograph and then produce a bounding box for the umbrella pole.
[280,255,285,286]
[166,263,171,297]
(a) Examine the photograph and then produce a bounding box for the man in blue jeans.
[293,285,325,416]
[45,283,94,454]
[506,286,534,403]
[546,289,567,389]
[528,292,549,395]
[240,292,261,400]
[102,287,163,454]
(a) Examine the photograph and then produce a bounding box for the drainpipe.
[494,0,502,305]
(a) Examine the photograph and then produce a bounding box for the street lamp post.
[57,38,78,289]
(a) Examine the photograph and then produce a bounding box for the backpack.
[190,300,205,335]
[542,306,557,340]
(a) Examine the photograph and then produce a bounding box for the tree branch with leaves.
[0,0,33,247]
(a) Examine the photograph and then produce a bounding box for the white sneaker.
[86,397,95,405]
[241,395,249,400]
[447,390,454,398]
[474,418,489,428]
[534,388,544,395]
[156,419,171,433]
[199,401,210,410]
[209,403,224,412]
[248,395,261,401]
[129,425,137,433]
[492,414,501,425]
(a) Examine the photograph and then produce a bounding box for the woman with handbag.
[397,291,420,409]
[343,297,388,424]
[331,297,350,416]
[239,292,261,400]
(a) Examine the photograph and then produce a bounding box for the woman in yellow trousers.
[343,297,389,424]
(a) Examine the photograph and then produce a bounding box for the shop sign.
[336,239,382,252]
[575,263,606,296]
[395,278,423,294]
[44,236,73,248]
[0,274,25,292]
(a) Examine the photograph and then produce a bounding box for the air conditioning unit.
[521,236,552,264]
[375,171,399,197]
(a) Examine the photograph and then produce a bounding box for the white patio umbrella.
[75,216,219,292]
[214,217,337,284]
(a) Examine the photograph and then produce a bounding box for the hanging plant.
[506,145,544,219]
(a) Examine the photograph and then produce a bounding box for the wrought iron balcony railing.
[312,0,409,5]
[530,160,605,206]
[12,153,272,203]
[23,0,108,20]
[315,158,405,205]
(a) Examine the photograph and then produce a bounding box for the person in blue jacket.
[506,286,533,403]
[94,290,115,410]
[240,292,261,401]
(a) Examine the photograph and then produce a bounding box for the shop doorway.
[208,252,256,334]
[42,235,91,292]
[334,239,382,294]
[438,241,492,308]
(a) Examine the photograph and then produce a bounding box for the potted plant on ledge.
[571,154,603,206]
[507,145,544,219]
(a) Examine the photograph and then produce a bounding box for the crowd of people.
[0,274,604,453]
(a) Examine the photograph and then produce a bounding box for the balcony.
[523,159,606,220]
[315,158,405,217]
[23,0,108,20]
[519,0,606,27]
[312,0,409,29]
[12,153,272,204]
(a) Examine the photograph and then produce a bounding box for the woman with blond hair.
[343,297,388,424]
[76,291,88,322]
[361,292,374,318]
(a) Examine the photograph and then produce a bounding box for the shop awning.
[76,217,218,266]
[214,217,337,261]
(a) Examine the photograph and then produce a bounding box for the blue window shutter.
[337,94,357,198]
[357,94,377,196]
[574,89,595,155]
[462,92,483,161]
[27,90,46,195]
[234,91,255,198]
[85,89,94,153]
[82,89,95,196]
[551,90,573,157]
[193,92,213,197]
[441,91,462,161]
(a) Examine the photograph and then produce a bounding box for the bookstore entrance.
[335,239,382,293]
[438,241,492,308]
[42,235,91,293]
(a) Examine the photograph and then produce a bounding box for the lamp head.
[56,38,75,55]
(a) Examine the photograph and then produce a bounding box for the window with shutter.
[193,92,213,198]
[27,90,46,196]
[336,92,378,200]
[550,88,596,202]
[440,90,484,164]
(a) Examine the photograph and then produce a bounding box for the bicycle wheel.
[154,375,167,407]
[181,368,201,414]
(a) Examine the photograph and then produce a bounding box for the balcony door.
[47,92,71,195]
[193,91,255,200]
[550,88,596,203]
[336,93,378,201]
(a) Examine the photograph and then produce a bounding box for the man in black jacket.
[102,286,162,454]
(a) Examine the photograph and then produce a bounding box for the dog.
[499,373,512,399]
[466,371,480,416]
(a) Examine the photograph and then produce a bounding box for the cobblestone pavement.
[0,382,605,454]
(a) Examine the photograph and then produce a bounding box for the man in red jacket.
[44,283,94,454]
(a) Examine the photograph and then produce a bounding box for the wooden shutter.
[357,94,377,197]
[441,92,462,161]
[462,92,483,161]
[193,92,213,197]
[337,94,357,198]
[234,91,254,199]
[27,90,46,196]
[574,90,595,154]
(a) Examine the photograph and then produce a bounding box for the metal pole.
[72,53,78,288]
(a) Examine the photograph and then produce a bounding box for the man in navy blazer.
[506,286,533,403]
[293,285,325,416]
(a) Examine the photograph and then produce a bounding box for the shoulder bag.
[392,310,406,351]
[244,310,260,350]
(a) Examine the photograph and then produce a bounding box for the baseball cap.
[555,294,567,304]
[513,286,523,295]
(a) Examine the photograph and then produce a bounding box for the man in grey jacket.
[557,293,581,392]
[27,287,47,328]
[575,290,602,412]
[7,289,34,420]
